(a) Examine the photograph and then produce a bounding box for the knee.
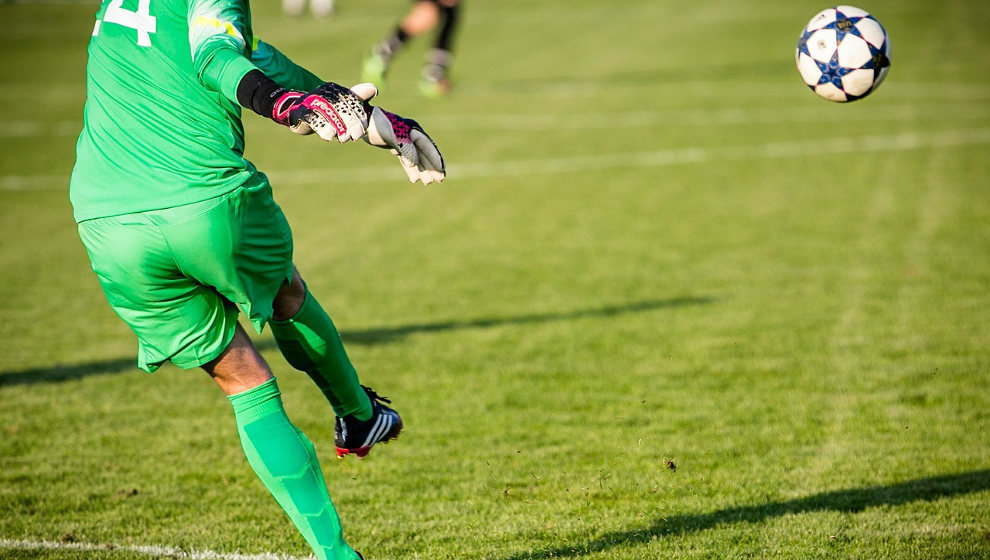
[273,270,306,321]
[403,2,440,34]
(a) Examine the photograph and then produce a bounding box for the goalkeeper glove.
[285,82,377,143]
[365,106,446,185]
[237,70,369,142]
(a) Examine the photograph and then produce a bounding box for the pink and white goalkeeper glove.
[285,82,378,143]
[365,106,446,185]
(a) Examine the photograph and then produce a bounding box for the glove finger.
[316,125,340,142]
[397,143,420,170]
[289,119,314,136]
[349,82,379,102]
[420,169,443,185]
[398,156,420,183]
[349,122,369,142]
[341,114,369,143]
[332,118,356,143]
[304,113,340,142]
[426,169,445,184]
[365,107,393,148]
[290,124,315,136]
[410,130,444,172]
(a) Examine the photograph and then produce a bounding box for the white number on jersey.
[93,0,157,47]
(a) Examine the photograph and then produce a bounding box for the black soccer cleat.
[335,386,403,458]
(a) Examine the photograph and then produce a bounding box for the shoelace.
[361,385,392,405]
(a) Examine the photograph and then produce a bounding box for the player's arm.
[237,73,445,184]
[187,0,444,183]
[186,0,363,141]
[249,38,323,93]
[188,0,260,106]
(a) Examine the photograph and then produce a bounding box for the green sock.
[229,379,358,560]
[270,290,372,420]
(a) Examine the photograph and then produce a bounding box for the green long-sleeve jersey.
[70,0,323,222]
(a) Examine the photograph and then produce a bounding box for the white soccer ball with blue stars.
[796,6,891,102]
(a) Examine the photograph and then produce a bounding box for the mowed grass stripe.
[4,127,989,192]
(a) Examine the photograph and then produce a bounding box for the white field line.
[0,121,80,138]
[3,128,989,192]
[0,538,315,560]
[421,104,990,131]
[233,128,990,184]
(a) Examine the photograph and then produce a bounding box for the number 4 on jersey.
[93,0,157,47]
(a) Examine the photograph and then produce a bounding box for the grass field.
[2,0,990,558]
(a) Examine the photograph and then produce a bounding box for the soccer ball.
[795,6,891,102]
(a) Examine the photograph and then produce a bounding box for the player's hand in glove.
[236,71,443,183]
[285,82,378,143]
[364,107,446,185]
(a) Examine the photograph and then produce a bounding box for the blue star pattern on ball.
[819,52,853,87]
[794,6,892,103]
[826,9,865,43]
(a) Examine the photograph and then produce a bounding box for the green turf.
[2,0,989,559]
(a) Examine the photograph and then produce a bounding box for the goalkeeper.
[69,0,445,558]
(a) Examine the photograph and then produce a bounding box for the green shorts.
[77,179,294,372]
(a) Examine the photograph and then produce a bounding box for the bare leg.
[203,322,272,395]
[272,267,306,322]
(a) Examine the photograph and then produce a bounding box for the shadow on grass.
[499,469,990,560]
[338,296,713,345]
[0,296,712,387]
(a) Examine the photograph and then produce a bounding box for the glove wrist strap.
[236,69,290,122]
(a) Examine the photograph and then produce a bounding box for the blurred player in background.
[70,0,444,557]
[362,0,462,97]
[283,0,334,19]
